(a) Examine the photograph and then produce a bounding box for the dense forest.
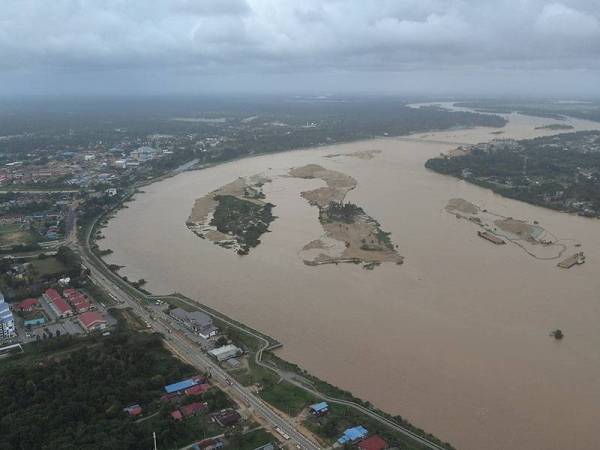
[425,131,600,215]
[210,195,275,250]
[0,332,200,450]
[322,202,365,223]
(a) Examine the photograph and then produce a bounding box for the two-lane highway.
[76,239,321,450]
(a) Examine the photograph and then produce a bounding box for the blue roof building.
[309,402,329,415]
[164,377,200,394]
[337,426,368,445]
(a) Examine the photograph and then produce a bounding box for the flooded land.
[99,107,600,450]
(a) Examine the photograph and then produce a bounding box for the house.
[64,289,92,313]
[185,383,211,396]
[73,301,92,314]
[358,435,389,450]
[211,409,241,427]
[337,426,368,445]
[180,401,207,417]
[171,402,207,421]
[44,288,73,318]
[17,298,39,312]
[123,404,143,417]
[78,311,107,332]
[208,344,242,362]
[169,307,218,338]
[309,402,329,415]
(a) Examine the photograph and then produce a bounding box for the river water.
[100,109,600,450]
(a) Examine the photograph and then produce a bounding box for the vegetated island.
[289,164,403,269]
[426,131,600,218]
[186,174,275,255]
[534,124,575,131]
[445,198,579,261]
[324,149,382,160]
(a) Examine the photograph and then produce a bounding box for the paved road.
[160,296,450,450]
[76,204,451,450]
[74,231,320,450]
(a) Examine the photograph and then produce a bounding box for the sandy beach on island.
[99,108,600,450]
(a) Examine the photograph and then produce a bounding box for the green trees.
[324,202,364,224]
[210,195,275,249]
[0,333,195,450]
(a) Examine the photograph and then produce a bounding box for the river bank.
[98,107,600,450]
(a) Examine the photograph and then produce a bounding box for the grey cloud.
[0,0,599,95]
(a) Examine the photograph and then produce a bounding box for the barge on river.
[477,230,506,245]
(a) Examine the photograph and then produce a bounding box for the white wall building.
[0,292,16,339]
[208,344,242,362]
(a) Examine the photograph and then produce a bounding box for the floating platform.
[557,252,585,269]
[478,230,506,245]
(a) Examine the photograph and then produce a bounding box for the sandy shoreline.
[186,173,271,253]
[289,164,403,267]
[99,106,600,450]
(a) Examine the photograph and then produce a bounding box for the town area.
[426,130,600,217]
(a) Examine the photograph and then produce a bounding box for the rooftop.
[164,376,202,394]
[358,435,389,450]
[79,311,106,329]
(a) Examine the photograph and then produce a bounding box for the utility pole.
[153,432,157,450]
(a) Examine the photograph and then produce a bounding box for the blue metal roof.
[337,426,368,444]
[164,378,199,394]
[310,402,329,412]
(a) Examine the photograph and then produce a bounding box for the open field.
[28,256,68,277]
[0,223,36,247]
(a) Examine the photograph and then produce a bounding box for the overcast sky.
[2,0,600,97]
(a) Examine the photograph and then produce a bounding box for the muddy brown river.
[100,109,600,450]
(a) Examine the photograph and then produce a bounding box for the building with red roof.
[74,300,92,314]
[78,311,107,332]
[180,402,207,417]
[63,288,77,298]
[17,298,39,312]
[123,404,143,417]
[63,289,93,314]
[357,435,389,450]
[44,288,72,318]
[185,383,211,396]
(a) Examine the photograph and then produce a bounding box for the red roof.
[185,383,211,396]
[74,301,91,312]
[45,288,62,303]
[127,405,143,416]
[63,288,77,297]
[79,311,106,329]
[70,294,87,304]
[45,289,71,315]
[180,402,207,417]
[171,410,183,421]
[18,298,39,311]
[358,436,388,450]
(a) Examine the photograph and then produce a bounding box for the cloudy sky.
[2,0,600,96]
